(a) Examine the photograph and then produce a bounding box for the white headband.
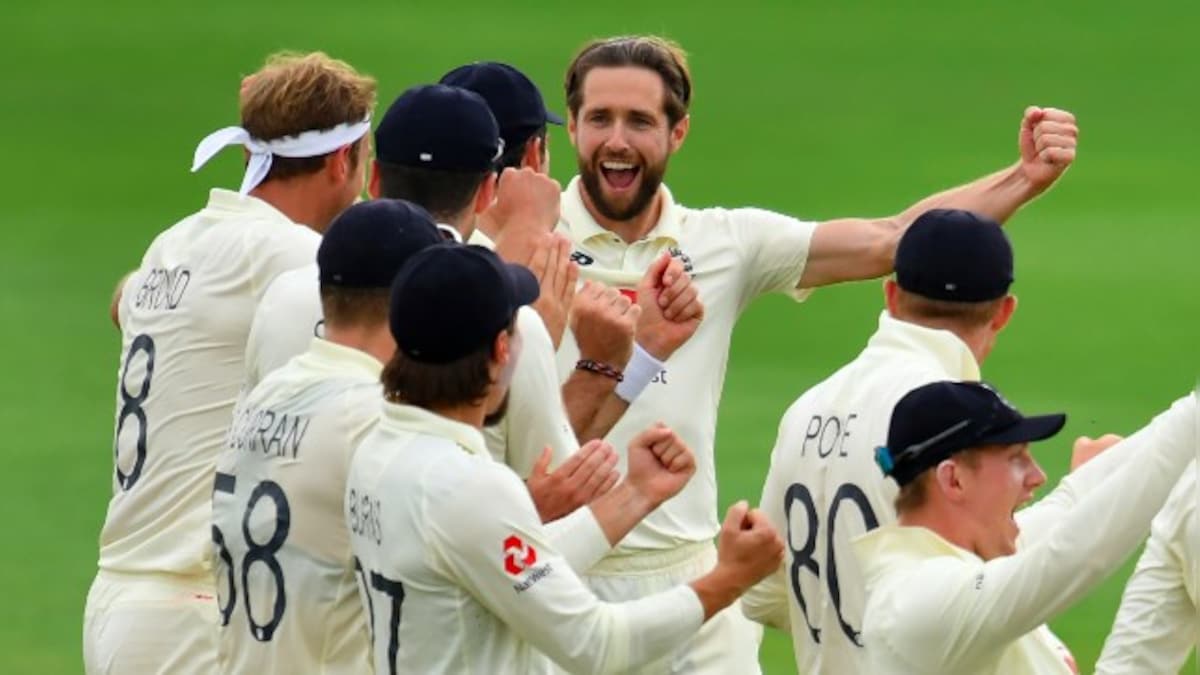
[191,116,371,194]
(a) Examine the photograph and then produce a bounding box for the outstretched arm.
[798,107,1078,289]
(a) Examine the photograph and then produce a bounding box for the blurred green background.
[5,0,1197,672]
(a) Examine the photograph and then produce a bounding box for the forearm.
[586,481,658,547]
[741,565,791,630]
[543,506,613,572]
[563,371,624,442]
[897,161,1038,227]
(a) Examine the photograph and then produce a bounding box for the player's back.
[99,189,319,578]
[762,312,980,673]
[214,338,380,674]
[348,403,548,674]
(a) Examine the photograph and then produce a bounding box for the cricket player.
[440,61,702,458]
[212,199,441,674]
[83,52,375,675]
[552,34,1079,672]
[346,242,786,674]
[857,381,1197,674]
[1096,462,1200,673]
[742,208,1018,672]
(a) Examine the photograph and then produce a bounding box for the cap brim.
[979,413,1067,446]
[545,110,564,125]
[505,262,541,307]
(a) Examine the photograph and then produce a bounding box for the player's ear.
[669,115,690,154]
[934,460,966,503]
[328,145,352,183]
[368,160,381,199]
[991,295,1017,333]
[883,279,901,315]
[474,172,498,215]
[490,329,510,370]
[567,111,578,146]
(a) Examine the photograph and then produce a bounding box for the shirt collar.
[866,311,982,380]
[853,524,980,585]
[380,401,489,457]
[437,223,464,243]
[300,337,383,380]
[206,188,298,227]
[561,176,682,246]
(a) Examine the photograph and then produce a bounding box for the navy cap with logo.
[318,199,443,288]
[375,84,502,172]
[439,62,563,153]
[389,244,539,364]
[895,209,1014,302]
[875,381,1066,487]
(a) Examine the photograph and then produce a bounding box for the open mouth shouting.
[600,159,641,192]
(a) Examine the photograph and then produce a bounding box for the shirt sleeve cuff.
[543,505,612,573]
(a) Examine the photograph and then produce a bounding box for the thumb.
[724,500,750,529]
[531,446,553,477]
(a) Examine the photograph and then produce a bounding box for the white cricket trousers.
[580,540,764,674]
[83,570,219,675]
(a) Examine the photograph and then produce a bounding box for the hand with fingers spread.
[626,423,697,507]
[525,439,620,523]
[570,280,640,368]
[636,252,705,361]
[1018,106,1078,193]
[688,501,786,619]
[525,233,579,349]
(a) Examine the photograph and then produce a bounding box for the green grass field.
[6,0,1198,672]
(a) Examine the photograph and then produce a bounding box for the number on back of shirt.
[784,481,879,646]
[114,334,156,490]
[212,474,292,642]
[354,556,405,675]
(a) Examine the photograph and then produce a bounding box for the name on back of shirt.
[800,413,858,459]
[226,405,311,459]
[133,266,191,310]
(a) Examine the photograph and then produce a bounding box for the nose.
[1027,459,1047,490]
[603,121,632,153]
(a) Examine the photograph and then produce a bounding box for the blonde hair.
[239,51,377,182]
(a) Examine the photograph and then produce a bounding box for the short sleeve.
[727,208,818,305]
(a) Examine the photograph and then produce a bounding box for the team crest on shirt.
[504,535,552,592]
[570,250,595,266]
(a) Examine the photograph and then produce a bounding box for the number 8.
[115,334,155,491]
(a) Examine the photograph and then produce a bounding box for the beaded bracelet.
[575,359,624,382]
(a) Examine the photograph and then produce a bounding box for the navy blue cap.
[318,199,443,288]
[439,62,563,152]
[389,244,539,364]
[895,209,1014,302]
[875,381,1065,487]
[375,84,502,172]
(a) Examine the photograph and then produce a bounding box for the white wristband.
[616,343,665,403]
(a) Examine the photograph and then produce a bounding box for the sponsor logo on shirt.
[618,288,638,303]
[503,535,537,576]
[504,535,552,592]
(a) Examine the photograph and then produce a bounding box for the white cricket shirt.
[345,402,706,674]
[854,394,1197,674]
[213,338,380,674]
[100,189,319,577]
[244,264,322,391]
[246,228,578,478]
[1096,461,1200,674]
[555,177,818,551]
[743,311,981,674]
